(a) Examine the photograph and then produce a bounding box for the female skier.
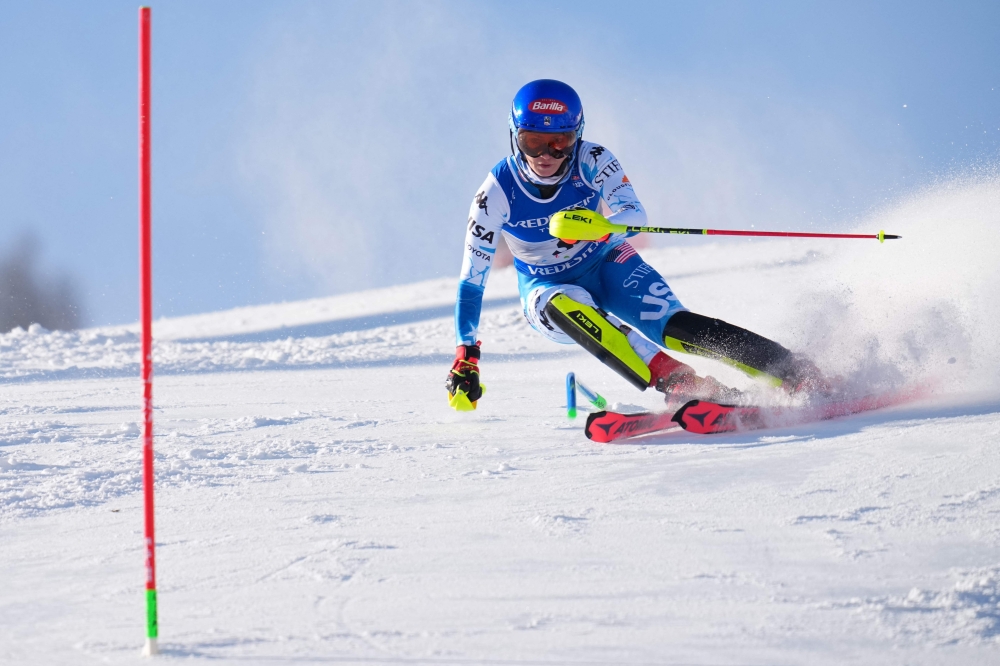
[446,79,823,411]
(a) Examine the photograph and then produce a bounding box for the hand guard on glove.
[552,207,611,245]
[446,343,486,411]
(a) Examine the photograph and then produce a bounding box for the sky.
[1,1,998,326]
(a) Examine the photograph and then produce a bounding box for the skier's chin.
[526,156,565,178]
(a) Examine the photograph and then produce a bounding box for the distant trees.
[0,234,83,332]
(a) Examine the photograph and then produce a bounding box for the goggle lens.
[516,130,577,158]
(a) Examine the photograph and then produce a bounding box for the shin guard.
[544,294,651,390]
[662,311,791,387]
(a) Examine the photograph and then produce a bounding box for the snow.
[2,178,1000,663]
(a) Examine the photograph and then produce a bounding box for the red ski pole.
[549,211,902,243]
[624,227,901,242]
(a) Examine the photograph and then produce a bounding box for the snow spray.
[778,172,1000,395]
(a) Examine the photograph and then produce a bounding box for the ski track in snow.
[3,180,1000,664]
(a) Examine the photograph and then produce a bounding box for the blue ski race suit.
[455,141,685,353]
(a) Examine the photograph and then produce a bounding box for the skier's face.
[524,152,566,177]
[517,129,575,177]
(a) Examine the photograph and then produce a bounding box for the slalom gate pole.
[576,379,607,411]
[138,6,159,657]
[566,373,608,418]
[566,373,577,419]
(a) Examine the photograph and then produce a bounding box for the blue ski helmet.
[509,79,585,138]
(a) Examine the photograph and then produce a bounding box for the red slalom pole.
[138,6,159,657]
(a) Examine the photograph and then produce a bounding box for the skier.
[446,79,825,411]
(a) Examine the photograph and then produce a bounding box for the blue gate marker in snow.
[576,379,607,410]
[567,372,608,419]
[566,372,577,419]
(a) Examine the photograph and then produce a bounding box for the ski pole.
[549,210,901,243]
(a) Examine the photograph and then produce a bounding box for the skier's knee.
[523,284,596,344]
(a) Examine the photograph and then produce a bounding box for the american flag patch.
[606,242,637,264]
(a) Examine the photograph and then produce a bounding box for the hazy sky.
[1,1,997,325]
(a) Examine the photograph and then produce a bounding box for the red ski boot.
[648,352,743,410]
[777,354,837,399]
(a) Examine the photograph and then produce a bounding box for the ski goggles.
[516,130,578,159]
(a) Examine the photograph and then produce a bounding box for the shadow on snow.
[173,296,522,344]
[0,351,580,386]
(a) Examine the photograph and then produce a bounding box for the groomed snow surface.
[3,178,1000,664]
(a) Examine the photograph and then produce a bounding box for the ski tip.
[583,411,607,441]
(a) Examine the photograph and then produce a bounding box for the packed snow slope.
[2,177,1000,664]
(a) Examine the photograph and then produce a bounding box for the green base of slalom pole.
[576,379,607,410]
[142,588,159,656]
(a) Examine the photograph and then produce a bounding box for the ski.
[585,385,928,441]
[584,409,678,443]
[671,400,755,434]
[673,387,924,434]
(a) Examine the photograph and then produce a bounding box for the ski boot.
[648,351,744,411]
[773,353,838,400]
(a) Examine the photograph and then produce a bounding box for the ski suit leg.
[518,243,814,392]
[521,282,598,345]
[519,274,658,390]
[591,243,688,343]
[596,243,801,387]
[520,271,646,349]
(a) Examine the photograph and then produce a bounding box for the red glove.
[446,343,485,411]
